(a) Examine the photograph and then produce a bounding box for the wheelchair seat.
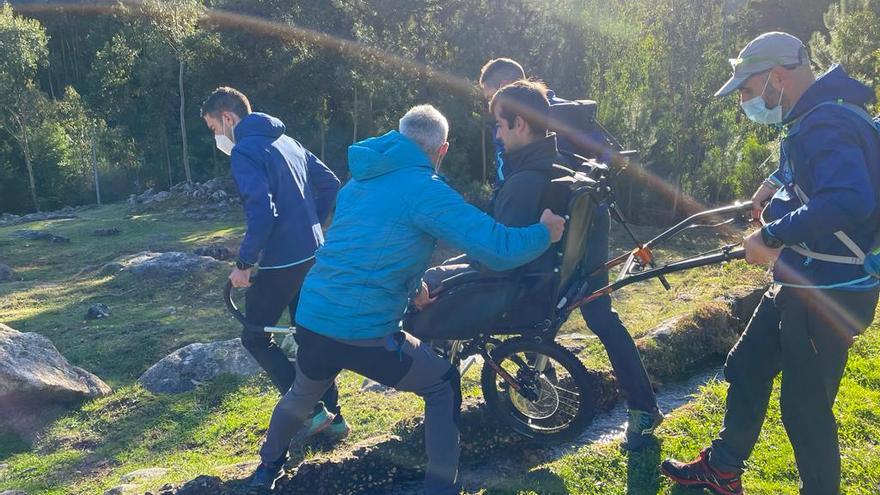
[405,166,599,340]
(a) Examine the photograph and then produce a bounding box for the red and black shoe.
[661,448,743,495]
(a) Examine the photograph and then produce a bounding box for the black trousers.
[709,285,878,495]
[260,327,461,495]
[242,260,340,414]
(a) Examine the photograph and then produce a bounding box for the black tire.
[480,337,595,444]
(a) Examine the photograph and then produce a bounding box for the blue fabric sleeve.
[410,177,551,271]
[305,150,341,224]
[767,169,786,188]
[231,147,276,265]
[766,122,875,245]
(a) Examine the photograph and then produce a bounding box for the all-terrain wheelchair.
[402,162,754,444]
[225,162,753,444]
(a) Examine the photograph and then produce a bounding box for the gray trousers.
[259,326,462,495]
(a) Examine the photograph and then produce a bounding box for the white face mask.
[215,118,234,156]
[434,152,445,173]
[741,73,785,125]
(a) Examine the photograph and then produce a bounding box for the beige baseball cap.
[716,32,809,97]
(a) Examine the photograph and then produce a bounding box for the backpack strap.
[786,185,865,264]
[788,99,879,137]
[776,100,879,265]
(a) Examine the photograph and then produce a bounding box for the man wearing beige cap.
[662,32,880,495]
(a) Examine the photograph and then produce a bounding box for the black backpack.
[548,99,623,161]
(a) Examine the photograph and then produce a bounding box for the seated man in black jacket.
[419,77,663,451]
[418,80,565,305]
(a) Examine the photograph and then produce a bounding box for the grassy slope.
[475,323,880,495]
[4,203,875,495]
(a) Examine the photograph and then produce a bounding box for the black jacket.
[491,134,564,227]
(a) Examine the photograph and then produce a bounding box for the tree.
[746,0,837,40]
[55,86,106,205]
[0,3,50,212]
[132,0,204,183]
[811,0,880,86]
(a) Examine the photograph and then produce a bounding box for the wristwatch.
[760,227,784,249]
[235,259,254,270]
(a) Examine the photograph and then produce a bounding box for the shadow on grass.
[485,466,570,494]
[3,268,241,388]
[4,375,255,493]
[626,443,662,495]
[0,431,31,460]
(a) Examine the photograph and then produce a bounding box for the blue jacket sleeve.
[231,147,276,266]
[766,122,876,245]
[410,177,552,271]
[305,150,341,224]
[767,168,786,189]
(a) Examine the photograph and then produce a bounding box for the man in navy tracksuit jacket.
[478,58,662,449]
[201,87,346,437]
[662,33,880,495]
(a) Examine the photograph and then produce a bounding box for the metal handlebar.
[566,201,754,312]
[223,280,294,335]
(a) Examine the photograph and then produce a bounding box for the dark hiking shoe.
[248,460,285,491]
[322,413,352,440]
[621,408,663,451]
[661,448,743,495]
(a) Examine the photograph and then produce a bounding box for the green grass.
[464,322,880,495]
[2,203,875,495]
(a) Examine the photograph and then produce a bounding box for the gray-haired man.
[248,105,566,493]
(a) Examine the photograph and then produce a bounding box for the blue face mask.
[741,73,784,125]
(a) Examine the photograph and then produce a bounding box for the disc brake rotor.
[507,373,560,420]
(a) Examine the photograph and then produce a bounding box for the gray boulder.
[0,263,16,283]
[146,191,172,204]
[0,212,18,225]
[85,303,110,320]
[98,262,124,276]
[120,252,221,279]
[0,210,78,227]
[120,467,169,483]
[192,245,233,261]
[138,338,260,394]
[0,323,111,399]
[0,323,111,434]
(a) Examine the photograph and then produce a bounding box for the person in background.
[200,87,349,441]
[477,58,663,450]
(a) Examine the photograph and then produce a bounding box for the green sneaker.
[303,403,334,437]
[322,414,352,440]
[621,408,664,451]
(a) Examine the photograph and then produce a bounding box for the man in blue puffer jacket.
[662,33,880,495]
[248,104,566,493]
[200,87,347,438]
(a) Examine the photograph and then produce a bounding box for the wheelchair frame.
[223,197,754,371]
[222,177,756,442]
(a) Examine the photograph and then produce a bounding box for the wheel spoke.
[482,340,594,441]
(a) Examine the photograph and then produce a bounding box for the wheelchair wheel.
[480,337,595,444]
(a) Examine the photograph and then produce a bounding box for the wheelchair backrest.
[557,172,598,292]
